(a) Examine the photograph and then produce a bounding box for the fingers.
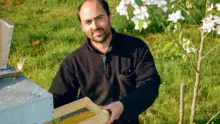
[107,109,118,124]
[102,101,124,124]
[103,104,111,110]
[99,105,104,109]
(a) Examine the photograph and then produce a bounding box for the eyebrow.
[83,14,105,23]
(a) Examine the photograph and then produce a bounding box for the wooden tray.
[48,97,109,124]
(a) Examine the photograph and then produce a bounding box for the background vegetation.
[0,0,219,123]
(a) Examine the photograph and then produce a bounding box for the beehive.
[0,68,54,124]
[0,19,54,124]
[0,18,14,70]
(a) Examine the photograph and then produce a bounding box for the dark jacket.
[49,29,160,124]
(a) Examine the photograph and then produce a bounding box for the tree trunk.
[190,31,205,124]
[179,83,184,124]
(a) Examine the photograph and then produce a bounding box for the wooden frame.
[50,97,109,124]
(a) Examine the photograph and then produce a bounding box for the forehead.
[79,1,106,21]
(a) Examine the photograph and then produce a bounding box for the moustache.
[92,28,104,34]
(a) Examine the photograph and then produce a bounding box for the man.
[49,0,160,123]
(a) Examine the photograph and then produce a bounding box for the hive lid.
[0,18,14,70]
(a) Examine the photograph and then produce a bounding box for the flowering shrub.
[116,0,168,30]
[116,0,220,123]
[116,0,219,34]
[116,0,219,59]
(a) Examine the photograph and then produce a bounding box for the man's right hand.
[100,101,124,124]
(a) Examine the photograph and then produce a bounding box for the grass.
[1,0,220,123]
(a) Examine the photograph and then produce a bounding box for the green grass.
[1,0,220,123]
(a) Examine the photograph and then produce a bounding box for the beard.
[90,27,111,43]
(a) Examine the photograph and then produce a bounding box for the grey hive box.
[0,72,54,124]
[0,19,54,124]
[0,18,14,70]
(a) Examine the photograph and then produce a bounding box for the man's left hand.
[100,101,124,124]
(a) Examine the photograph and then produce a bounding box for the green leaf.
[183,54,188,62]
[163,42,174,52]
[138,20,144,32]
[135,0,142,6]
[166,23,174,32]
[186,0,192,9]
[178,31,182,43]
[204,10,217,18]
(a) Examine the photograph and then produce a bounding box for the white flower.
[143,0,155,5]
[182,40,190,50]
[131,16,138,24]
[155,0,167,8]
[133,6,149,20]
[116,1,129,19]
[134,21,139,30]
[124,0,130,5]
[131,16,148,30]
[140,6,147,12]
[167,10,185,23]
[215,25,220,34]
[162,6,168,12]
[133,7,141,15]
[213,15,220,25]
[182,47,196,59]
[181,40,196,58]
[131,17,139,30]
[131,0,139,9]
[117,0,168,30]
[143,21,148,29]
[216,3,220,11]
[201,15,215,33]
[186,47,196,54]
[207,3,213,11]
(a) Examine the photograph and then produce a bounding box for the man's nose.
[91,20,98,29]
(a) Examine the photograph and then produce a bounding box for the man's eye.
[85,21,91,25]
[97,16,103,20]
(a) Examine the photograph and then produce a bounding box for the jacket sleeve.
[119,45,161,119]
[49,56,79,108]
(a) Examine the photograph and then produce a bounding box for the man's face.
[79,1,112,43]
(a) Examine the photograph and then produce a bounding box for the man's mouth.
[93,29,104,36]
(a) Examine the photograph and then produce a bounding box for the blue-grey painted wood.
[0,68,54,124]
[0,65,20,79]
[0,65,17,75]
[0,18,14,69]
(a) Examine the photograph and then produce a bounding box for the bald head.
[77,0,110,22]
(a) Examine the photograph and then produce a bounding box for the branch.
[202,44,220,59]
[207,110,220,124]
[206,0,212,14]
[204,32,209,38]
[178,5,201,31]
[153,15,183,50]
[190,30,205,124]
[192,4,203,18]
[190,60,199,73]
[179,83,184,124]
